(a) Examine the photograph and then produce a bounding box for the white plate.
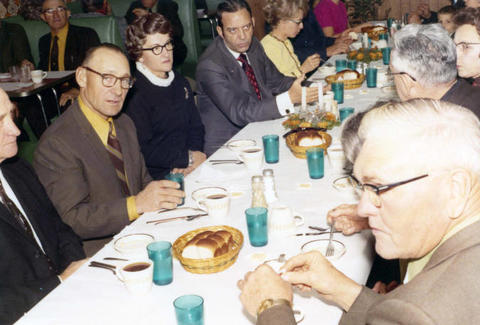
[191,186,228,202]
[114,233,155,257]
[332,175,354,191]
[226,139,256,152]
[0,73,11,79]
[301,239,346,260]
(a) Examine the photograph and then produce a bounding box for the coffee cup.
[31,70,48,84]
[116,260,153,295]
[239,146,263,171]
[328,147,347,174]
[268,205,304,237]
[196,188,230,218]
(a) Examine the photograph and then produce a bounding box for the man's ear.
[76,67,86,88]
[217,25,224,39]
[446,169,472,220]
[40,13,47,23]
[252,17,255,29]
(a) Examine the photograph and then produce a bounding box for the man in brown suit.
[239,99,480,324]
[34,44,184,256]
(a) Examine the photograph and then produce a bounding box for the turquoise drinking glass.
[335,59,347,72]
[347,59,357,70]
[306,148,324,179]
[147,241,173,285]
[381,47,391,65]
[339,107,355,122]
[366,68,377,88]
[331,81,344,104]
[245,207,268,247]
[174,295,204,325]
[165,172,184,206]
[262,134,279,164]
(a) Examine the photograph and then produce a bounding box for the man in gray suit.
[239,99,480,324]
[34,44,184,256]
[196,0,318,156]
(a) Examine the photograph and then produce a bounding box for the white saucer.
[301,239,346,260]
[114,233,155,257]
[0,73,11,79]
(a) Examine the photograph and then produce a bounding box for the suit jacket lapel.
[217,39,253,95]
[115,117,137,193]
[65,26,76,70]
[0,163,41,246]
[424,220,480,272]
[71,102,119,182]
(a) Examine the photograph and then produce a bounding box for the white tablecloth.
[16,57,397,325]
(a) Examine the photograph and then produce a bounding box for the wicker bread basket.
[285,130,332,159]
[325,70,365,89]
[172,225,243,274]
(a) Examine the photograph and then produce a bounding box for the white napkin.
[195,163,247,183]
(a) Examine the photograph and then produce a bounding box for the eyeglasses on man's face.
[455,42,480,52]
[349,174,429,206]
[141,40,174,55]
[42,6,67,15]
[82,66,135,89]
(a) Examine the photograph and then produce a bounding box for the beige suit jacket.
[258,220,480,325]
[340,220,480,324]
[34,101,152,255]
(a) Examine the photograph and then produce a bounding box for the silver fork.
[325,224,335,257]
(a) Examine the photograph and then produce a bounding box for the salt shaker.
[251,176,267,208]
[262,169,278,204]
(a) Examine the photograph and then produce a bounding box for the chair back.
[173,0,203,78]
[67,1,84,14]
[3,15,124,66]
[110,0,132,17]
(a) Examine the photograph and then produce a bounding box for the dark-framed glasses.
[348,174,429,206]
[42,6,67,15]
[82,66,134,89]
[455,42,480,51]
[141,40,174,55]
[389,71,417,82]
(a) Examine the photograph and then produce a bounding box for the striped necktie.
[50,35,59,71]
[237,53,262,100]
[106,121,131,196]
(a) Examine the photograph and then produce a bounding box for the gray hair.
[358,99,480,176]
[391,24,457,87]
[341,102,390,168]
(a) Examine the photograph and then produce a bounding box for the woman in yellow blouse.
[261,0,321,77]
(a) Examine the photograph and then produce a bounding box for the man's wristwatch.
[188,150,194,167]
[257,298,292,317]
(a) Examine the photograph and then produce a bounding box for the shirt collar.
[78,95,114,146]
[136,61,174,87]
[223,40,245,60]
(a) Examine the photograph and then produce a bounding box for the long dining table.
[15,56,397,325]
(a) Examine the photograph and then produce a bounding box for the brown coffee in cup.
[123,262,150,272]
[207,194,227,200]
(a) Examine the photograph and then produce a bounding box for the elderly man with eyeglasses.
[388,23,480,115]
[239,99,480,324]
[33,44,185,256]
